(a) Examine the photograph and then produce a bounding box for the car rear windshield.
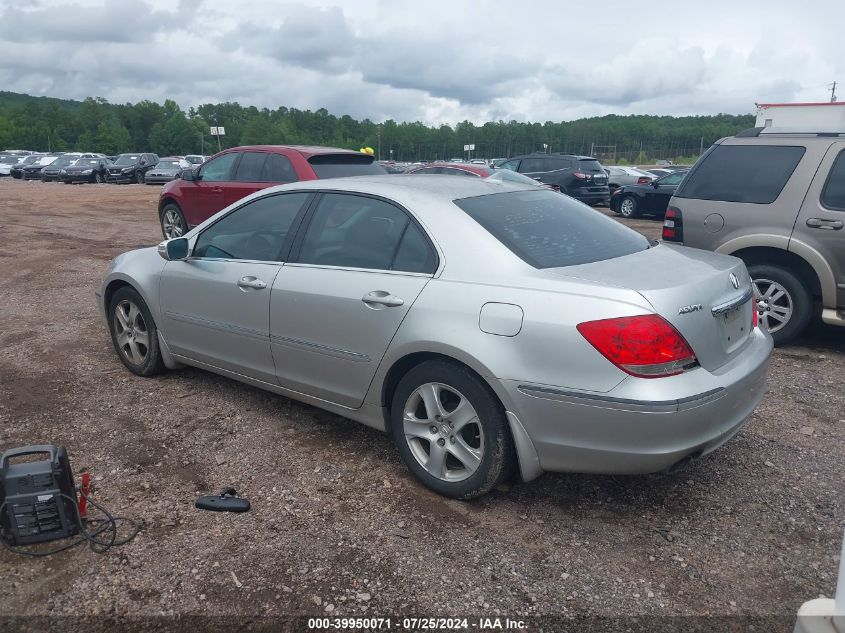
[307,154,387,178]
[455,190,650,269]
[577,159,604,173]
[675,144,805,204]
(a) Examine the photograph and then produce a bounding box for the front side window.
[456,190,650,269]
[193,193,310,261]
[500,160,519,172]
[676,144,805,204]
[200,152,239,182]
[297,194,434,273]
[821,150,845,211]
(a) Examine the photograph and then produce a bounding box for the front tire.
[107,287,165,377]
[94,172,104,184]
[748,264,812,346]
[160,203,187,239]
[135,170,144,184]
[390,360,514,499]
[618,195,639,218]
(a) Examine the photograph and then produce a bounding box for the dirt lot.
[1,178,843,631]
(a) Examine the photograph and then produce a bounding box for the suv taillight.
[663,206,683,242]
[573,171,588,179]
[577,315,697,378]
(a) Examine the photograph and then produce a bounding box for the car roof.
[507,152,599,160]
[228,145,365,158]
[263,173,535,203]
[411,162,490,174]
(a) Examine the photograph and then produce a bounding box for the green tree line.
[0,91,755,163]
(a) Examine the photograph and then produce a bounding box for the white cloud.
[0,0,842,124]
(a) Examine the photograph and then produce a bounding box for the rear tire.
[390,360,514,499]
[748,264,812,346]
[619,195,639,218]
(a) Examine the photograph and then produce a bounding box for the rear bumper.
[498,328,773,474]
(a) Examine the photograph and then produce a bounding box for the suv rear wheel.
[748,264,812,345]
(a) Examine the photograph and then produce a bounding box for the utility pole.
[830,81,838,103]
[700,136,704,156]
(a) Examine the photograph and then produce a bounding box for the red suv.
[158,145,385,238]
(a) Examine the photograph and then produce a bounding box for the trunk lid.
[546,244,756,371]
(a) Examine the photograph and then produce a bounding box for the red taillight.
[573,171,588,179]
[663,206,683,242]
[637,176,651,184]
[577,315,697,378]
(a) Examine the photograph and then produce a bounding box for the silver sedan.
[97,176,773,498]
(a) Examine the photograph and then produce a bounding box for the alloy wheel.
[113,300,150,365]
[162,209,184,238]
[620,197,635,217]
[752,278,793,333]
[402,382,484,482]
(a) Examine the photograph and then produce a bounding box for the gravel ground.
[0,178,843,632]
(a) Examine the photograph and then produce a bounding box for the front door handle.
[362,291,404,308]
[806,218,844,230]
[211,186,224,193]
[237,276,267,290]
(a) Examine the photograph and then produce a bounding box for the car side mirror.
[652,180,660,188]
[181,169,196,181]
[157,238,190,261]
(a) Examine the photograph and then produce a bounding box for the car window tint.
[413,167,441,174]
[200,152,239,182]
[821,150,845,211]
[235,152,267,182]
[193,193,309,261]
[659,172,685,186]
[440,167,478,177]
[519,158,548,173]
[676,145,805,204]
[260,153,298,182]
[392,221,436,273]
[500,160,520,172]
[456,190,650,269]
[307,154,386,178]
[298,194,413,271]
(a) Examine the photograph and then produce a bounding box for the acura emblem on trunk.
[730,273,739,289]
[678,304,703,315]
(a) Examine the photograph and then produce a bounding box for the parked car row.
[0,150,208,185]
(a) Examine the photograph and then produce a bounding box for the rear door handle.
[362,291,404,308]
[806,218,844,230]
[211,186,224,193]
[237,276,267,290]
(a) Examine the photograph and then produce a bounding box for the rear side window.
[455,190,650,269]
[519,158,548,173]
[234,152,267,182]
[297,193,435,273]
[676,145,805,204]
[307,154,386,178]
[821,150,845,211]
[261,153,298,182]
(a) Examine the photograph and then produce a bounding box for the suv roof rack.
[736,127,845,138]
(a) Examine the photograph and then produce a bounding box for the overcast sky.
[0,0,842,125]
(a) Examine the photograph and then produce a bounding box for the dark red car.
[158,145,385,238]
